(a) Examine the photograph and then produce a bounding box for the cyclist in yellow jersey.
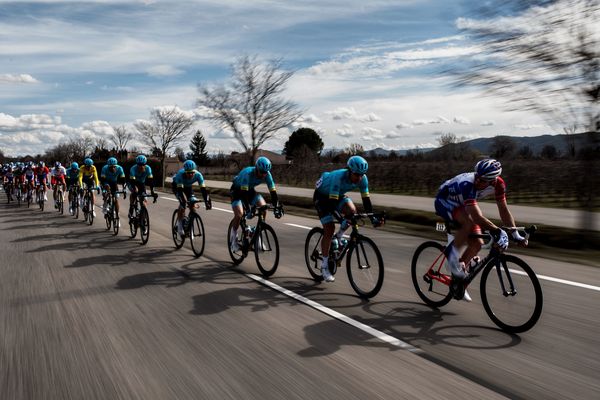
[78,158,100,217]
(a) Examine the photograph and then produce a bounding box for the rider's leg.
[229,202,244,250]
[336,198,356,239]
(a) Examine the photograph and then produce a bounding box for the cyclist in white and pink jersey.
[434,159,527,282]
[51,162,67,209]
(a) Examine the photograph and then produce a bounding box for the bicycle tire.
[74,197,79,219]
[480,254,543,333]
[346,235,384,299]
[139,207,150,244]
[105,200,112,230]
[171,210,185,249]
[87,196,94,225]
[129,213,138,238]
[254,223,279,277]
[227,219,246,265]
[58,191,64,214]
[411,241,453,308]
[304,227,325,281]
[112,211,120,236]
[189,212,206,258]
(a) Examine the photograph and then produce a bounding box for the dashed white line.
[284,223,312,230]
[510,269,600,292]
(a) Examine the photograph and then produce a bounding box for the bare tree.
[197,55,302,164]
[346,143,365,156]
[134,106,195,186]
[111,125,133,155]
[454,0,600,233]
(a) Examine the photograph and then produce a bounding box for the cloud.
[335,124,354,138]
[361,127,382,135]
[514,124,546,130]
[0,74,39,84]
[209,129,236,139]
[480,121,495,126]
[298,114,322,123]
[396,122,413,129]
[146,65,184,77]
[453,116,470,124]
[326,107,381,122]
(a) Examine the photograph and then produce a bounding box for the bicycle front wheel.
[189,213,206,257]
[304,227,325,282]
[105,203,112,230]
[171,210,185,249]
[346,235,384,299]
[480,255,543,333]
[411,241,453,308]
[254,223,279,277]
[87,197,94,225]
[139,207,150,244]
[58,191,64,214]
[112,211,120,236]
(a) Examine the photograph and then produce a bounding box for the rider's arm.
[359,175,373,213]
[497,199,516,227]
[92,167,100,187]
[465,202,500,232]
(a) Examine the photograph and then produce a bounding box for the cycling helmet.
[55,161,61,168]
[475,159,502,181]
[136,155,147,165]
[183,160,196,172]
[255,156,272,173]
[347,155,368,175]
[38,161,45,167]
[71,162,79,169]
[107,157,118,166]
[84,158,93,166]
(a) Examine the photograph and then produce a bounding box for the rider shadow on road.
[65,247,181,269]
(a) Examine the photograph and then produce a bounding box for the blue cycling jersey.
[66,167,79,181]
[129,165,153,183]
[101,165,125,183]
[315,168,370,199]
[232,166,276,191]
[173,169,205,188]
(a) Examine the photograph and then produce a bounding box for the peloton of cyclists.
[313,155,384,282]
[228,156,284,253]
[172,159,212,237]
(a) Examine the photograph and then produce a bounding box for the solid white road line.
[246,273,422,353]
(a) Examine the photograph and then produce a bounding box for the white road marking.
[284,223,312,230]
[510,269,600,292]
[246,273,421,353]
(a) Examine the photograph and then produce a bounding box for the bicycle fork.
[495,259,517,297]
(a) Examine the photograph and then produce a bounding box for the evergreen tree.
[189,130,209,165]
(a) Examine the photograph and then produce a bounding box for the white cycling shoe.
[321,265,335,282]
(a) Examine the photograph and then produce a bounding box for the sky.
[0,0,558,157]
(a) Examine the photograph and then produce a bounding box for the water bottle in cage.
[182,216,190,231]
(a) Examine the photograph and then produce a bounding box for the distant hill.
[462,133,588,156]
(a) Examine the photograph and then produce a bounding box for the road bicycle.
[54,183,65,214]
[4,182,13,204]
[304,212,385,299]
[82,185,99,225]
[171,197,207,257]
[129,192,158,245]
[104,188,126,236]
[227,204,281,277]
[411,223,543,333]
[68,185,81,218]
[25,183,34,208]
[35,183,46,211]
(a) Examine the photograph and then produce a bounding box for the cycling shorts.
[434,198,482,234]
[172,183,194,209]
[230,186,263,209]
[313,190,352,225]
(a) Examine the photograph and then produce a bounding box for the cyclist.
[434,159,527,284]
[172,160,212,237]
[100,157,126,219]
[23,162,36,200]
[128,155,155,219]
[51,162,67,209]
[34,161,50,201]
[3,165,15,201]
[78,158,100,217]
[66,162,80,214]
[229,156,283,253]
[313,155,384,282]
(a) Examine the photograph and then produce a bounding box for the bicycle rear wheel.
[411,241,453,308]
[189,213,206,257]
[139,207,150,244]
[227,219,246,265]
[480,255,543,333]
[346,235,384,299]
[171,210,185,249]
[254,223,279,277]
[304,227,325,282]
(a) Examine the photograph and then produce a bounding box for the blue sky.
[0,0,554,156]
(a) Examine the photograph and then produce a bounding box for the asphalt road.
[0,190,598,400]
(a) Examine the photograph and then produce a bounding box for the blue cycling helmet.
[84,158,93,166]
[183,160,196,172]
[71,162,79,169]
[107,157,118,166]
[255,156,272,173]
[475,159,502,181]
[347,155,368,174]
[136,155,147,165]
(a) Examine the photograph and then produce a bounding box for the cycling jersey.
[315,168,370,200]
[129,165,153,183]
[51,166,66,178]
[24,168,35,180]
[173,169,205,188]
[101,165,125,183]
[231,166,276,192]
[78,165,99,187]
[66,167,80,182]
[435,172,506,220]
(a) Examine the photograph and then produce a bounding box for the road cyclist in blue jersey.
[172,160,212,237]
[228,156,284,253]
[65,162,80,214]
[434,159,527,300]
[127,155,155,219]
[313,155,384,282]
[100,157,126,220]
